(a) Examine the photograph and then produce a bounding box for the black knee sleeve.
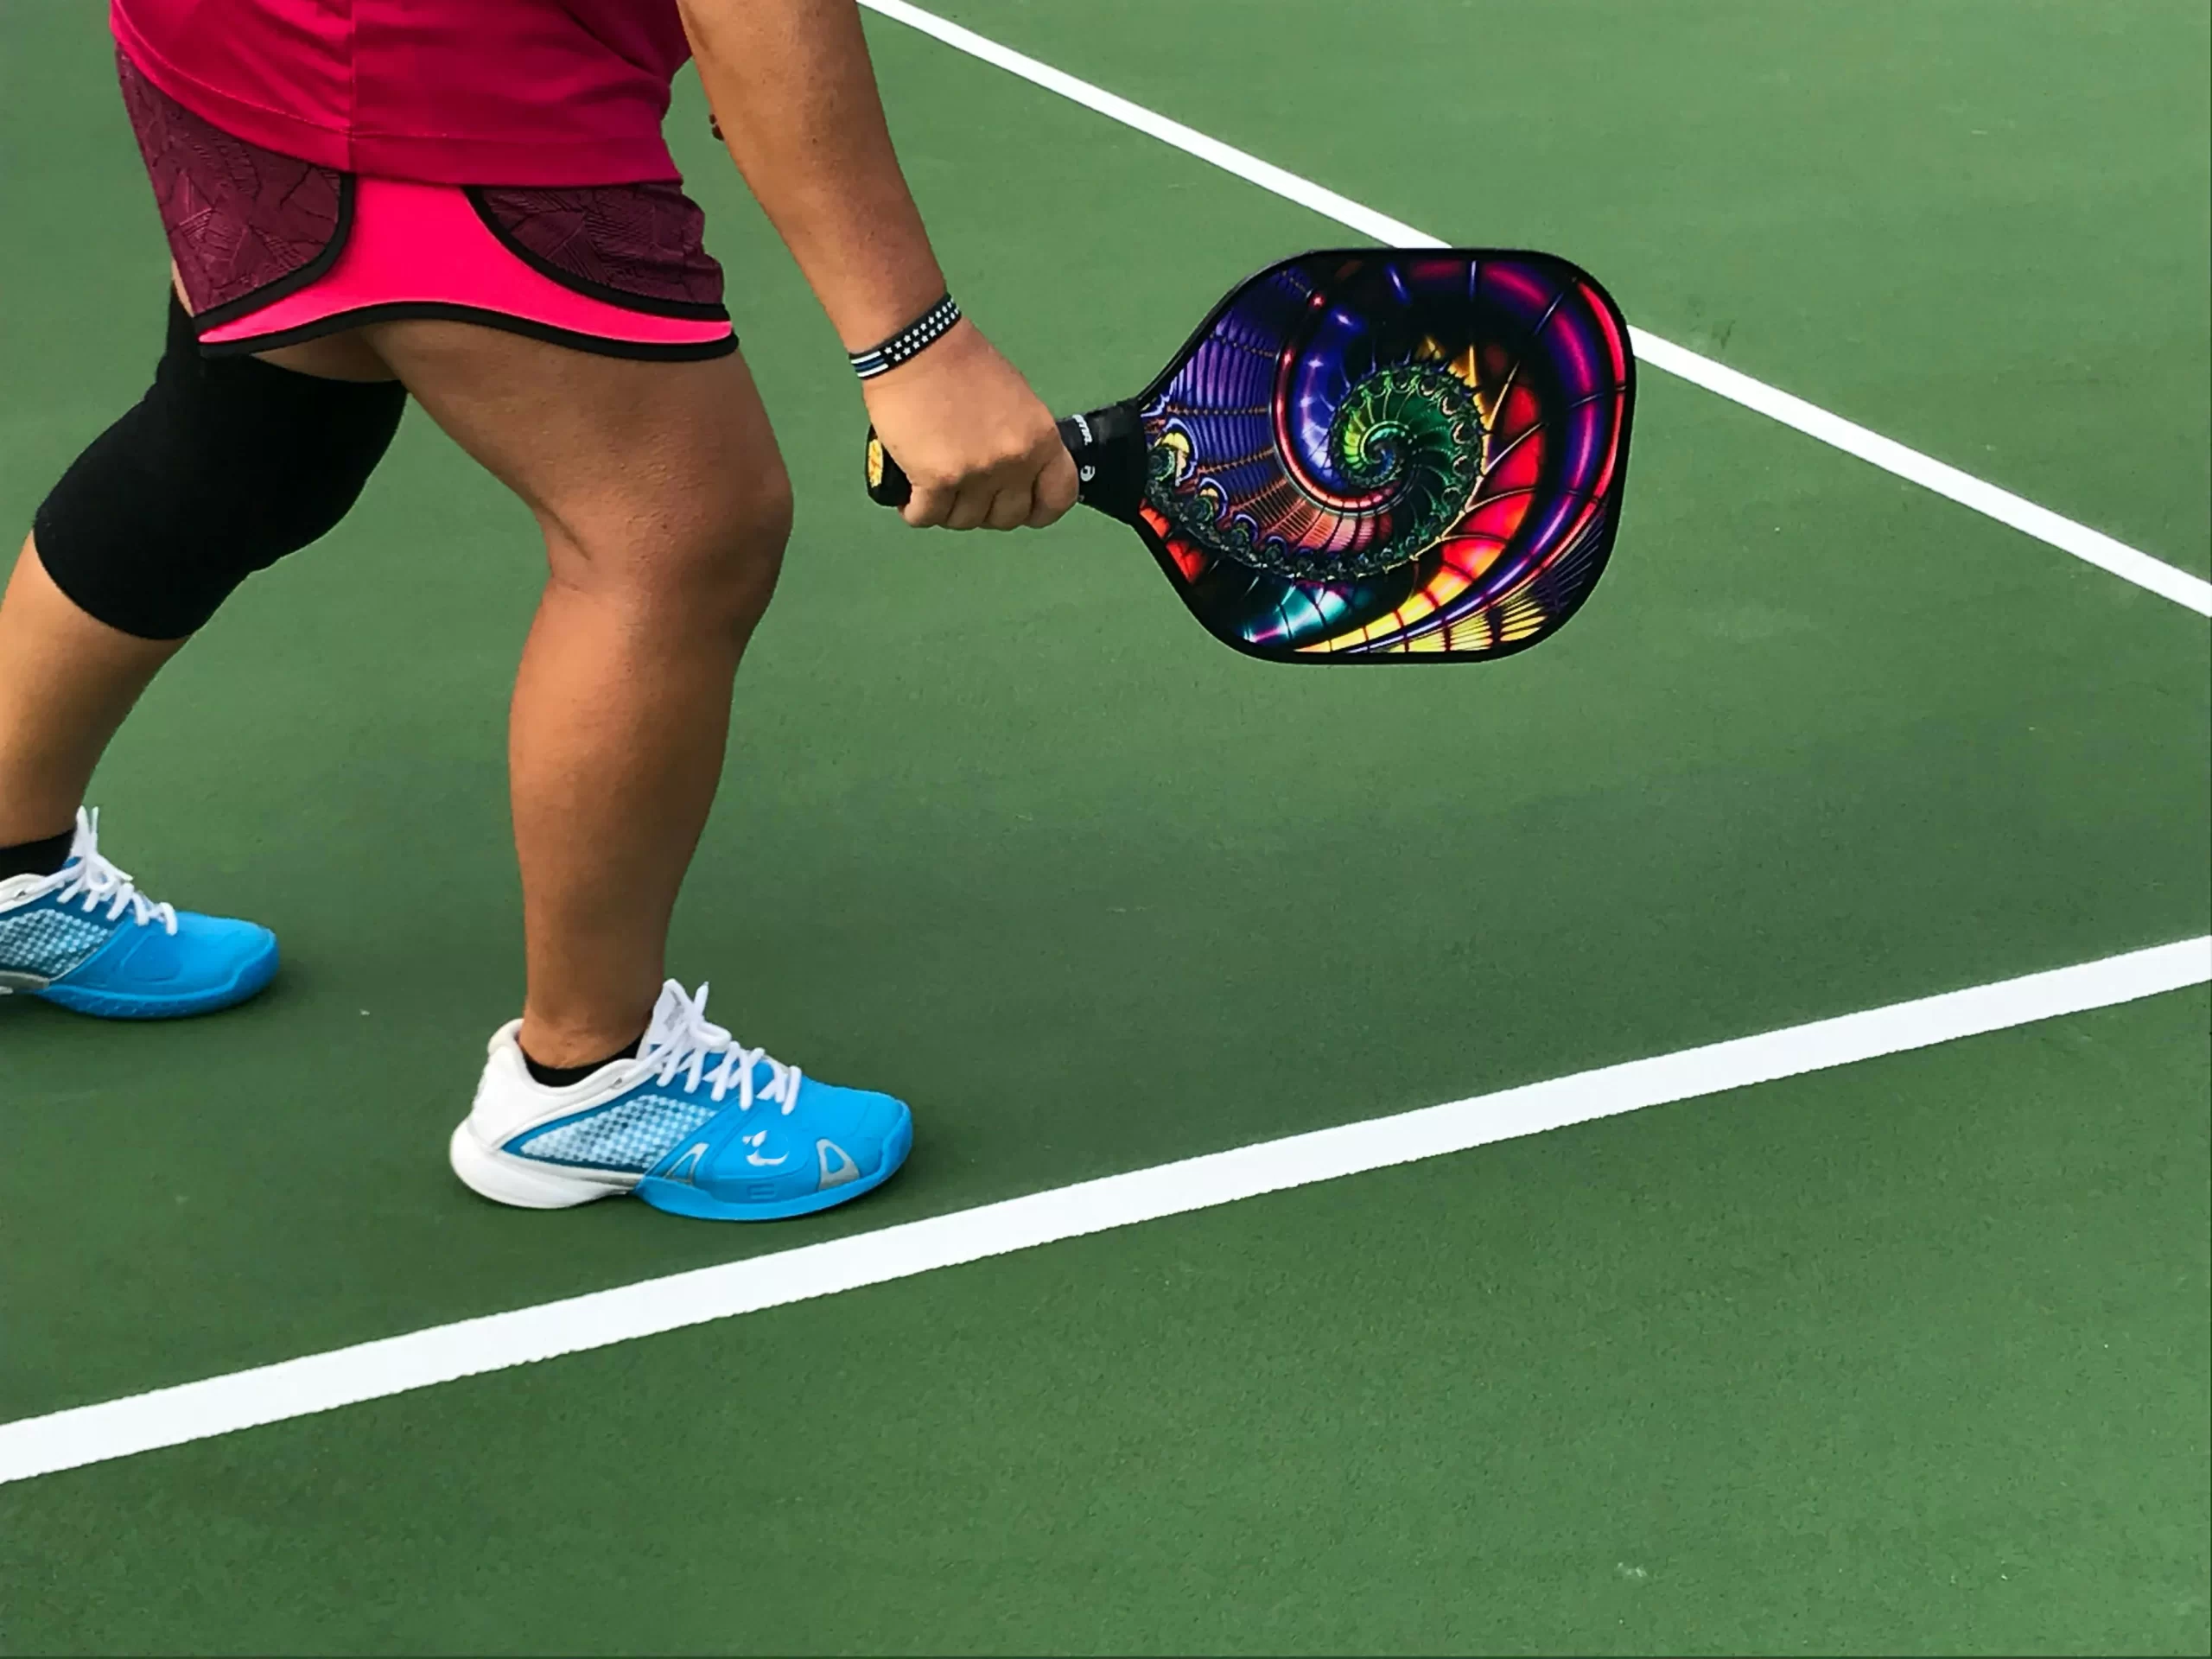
[32,295,406,640]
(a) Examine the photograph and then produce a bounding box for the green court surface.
[2,1,2207,1653]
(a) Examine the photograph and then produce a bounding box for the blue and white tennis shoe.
[450,978,913,1221]
[0,808,279,1018]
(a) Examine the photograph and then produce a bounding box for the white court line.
[861,0,2212,619]
[3,936,2205,1487]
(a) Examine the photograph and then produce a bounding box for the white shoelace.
[639,980,802,1115]
[43,808,178,934]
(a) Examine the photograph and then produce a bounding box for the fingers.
[940,455,1049,532]
[943,476,998,531]
[1028,446,1080,527]
[900,462,1065,532]
[900,474,1033,531]
[984,481,1036,531]
[965,439,1071,532]
[899,477,957,529]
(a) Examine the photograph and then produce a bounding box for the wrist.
[821,256,951,355]
[857,317,993,399]
[849,293,962,379]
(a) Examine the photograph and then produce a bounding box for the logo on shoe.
[741,1128,787,1168]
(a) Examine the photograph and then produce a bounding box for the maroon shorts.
[118,50,738,361]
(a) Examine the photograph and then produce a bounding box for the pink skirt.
[118,49,736,362]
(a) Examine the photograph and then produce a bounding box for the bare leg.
[0,537,183,847]
[365,321,791,1066]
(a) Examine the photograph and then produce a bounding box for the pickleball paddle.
[866,249,1635,662]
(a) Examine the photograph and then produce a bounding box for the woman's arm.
[681,0,1076,531]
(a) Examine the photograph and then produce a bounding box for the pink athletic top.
[111,0,690,185]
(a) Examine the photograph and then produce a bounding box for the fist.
[861,321,1079,531]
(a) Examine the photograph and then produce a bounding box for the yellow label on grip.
[865,436,886,491]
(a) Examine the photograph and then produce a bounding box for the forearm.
[680,0,946,349]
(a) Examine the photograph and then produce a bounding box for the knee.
[551,461,793,637]
[710,464,795,613]
[34,296,404,640]
[652,467,793,636]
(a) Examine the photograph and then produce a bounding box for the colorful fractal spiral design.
[1135,251,1632,659]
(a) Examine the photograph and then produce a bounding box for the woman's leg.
[0,319,393,852]
[0,539,183,849]
[364,321,791,1068]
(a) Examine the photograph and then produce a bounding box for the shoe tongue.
[648,979,696,1026]
[645,981,712,1052]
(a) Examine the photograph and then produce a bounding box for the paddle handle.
[865,402,1147,524]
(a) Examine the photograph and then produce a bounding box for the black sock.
[0,827,75,882]
[522,1032,645,1089]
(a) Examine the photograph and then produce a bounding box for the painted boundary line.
[861,0,2212,619]
[4,937,2206,1488]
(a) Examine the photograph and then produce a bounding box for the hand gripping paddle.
[866,249,1635,663]
[871,246,1637,664]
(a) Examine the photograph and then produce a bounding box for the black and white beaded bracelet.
[849,294,963,379]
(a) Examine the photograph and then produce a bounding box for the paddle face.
[1133,249,1633,662]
